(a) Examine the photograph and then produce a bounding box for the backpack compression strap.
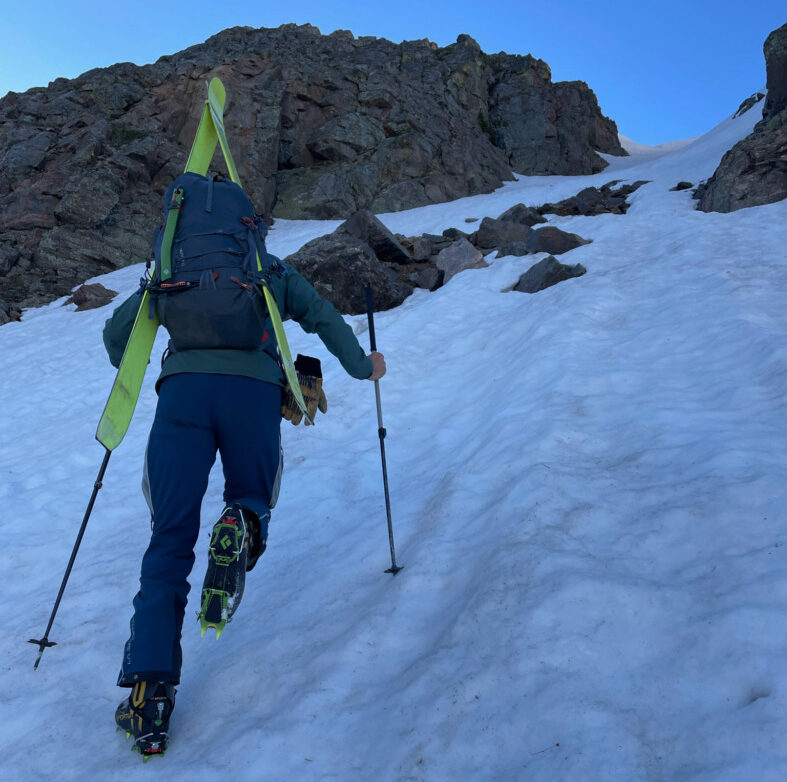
[159,188,184,282]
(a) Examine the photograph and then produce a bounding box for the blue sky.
[0,1,783,145]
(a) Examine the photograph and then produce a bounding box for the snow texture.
[1,103,786,781]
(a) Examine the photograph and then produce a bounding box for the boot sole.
[198,512,248,639]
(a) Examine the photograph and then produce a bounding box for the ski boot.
[246,509,267,572]
[115,681,175,759]
[198,503,262,638]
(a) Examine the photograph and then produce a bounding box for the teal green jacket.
[103,262,373,389]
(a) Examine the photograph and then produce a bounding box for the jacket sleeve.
[281,264,373,380]
[102,291,143,368]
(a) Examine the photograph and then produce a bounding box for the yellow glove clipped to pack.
[281,354,328,426]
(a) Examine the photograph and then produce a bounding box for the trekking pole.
[29,448,112,668]
[364,285,402,575]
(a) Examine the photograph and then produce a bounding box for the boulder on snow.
[525,226,591,255]
[410,236,437,262]
[283,232,411,314]
[497,203,547,226]
[403,264,442,291]
[537,181,648,216]
[513,255,586,293]
[670,181,694,191]
[65,282,118,311]
[442,227,472,243]
[496,240,531,257]
[434,238,488,283]
[335,210,412,264]
[475,217,531,250]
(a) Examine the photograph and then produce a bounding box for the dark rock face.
[762,25,787,123]
[513,255,586,293]
[0,24,624,318]
[696,24,787,213]
[487,52,622,175]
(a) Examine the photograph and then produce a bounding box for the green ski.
[203,79,310,421]
[95,79,224,451]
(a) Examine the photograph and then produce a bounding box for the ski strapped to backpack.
[201,82,310,423]
[96,77,310,453]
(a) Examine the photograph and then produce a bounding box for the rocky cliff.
[696,24,787,213]
[0,24,624,318]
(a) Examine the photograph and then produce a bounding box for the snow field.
[1,98,786,780]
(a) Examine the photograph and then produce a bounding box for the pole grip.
[364,285,377,352]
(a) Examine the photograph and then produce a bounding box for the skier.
[103,252,386,756]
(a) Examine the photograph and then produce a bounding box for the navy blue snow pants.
[118,373,282,686]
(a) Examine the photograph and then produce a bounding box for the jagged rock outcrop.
[733,91,765,118]
[487,52,621,176]
[696,24,787,213]
[0,23,624,320]
[537,181,649,216]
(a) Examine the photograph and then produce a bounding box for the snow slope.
[618,134,697,155]
[2,99,786,781]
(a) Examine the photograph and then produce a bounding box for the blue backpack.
[148,172,282,352]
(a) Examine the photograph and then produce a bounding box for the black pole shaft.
[364,286,402,575]
[29,448,111,668]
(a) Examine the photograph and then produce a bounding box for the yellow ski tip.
[207,77,226,105]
